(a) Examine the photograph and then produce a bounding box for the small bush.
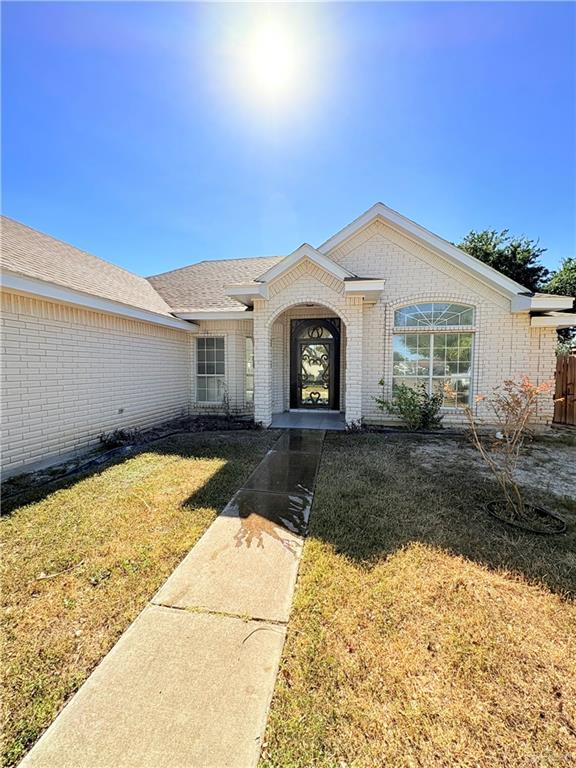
[375,382,444,430]
[465,376,553,520]
[99,428,142,449]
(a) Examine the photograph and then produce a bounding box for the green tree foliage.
[458,230,549,291]
[544,257,576,346]
[544,257,576,303]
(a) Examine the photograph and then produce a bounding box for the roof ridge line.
[147,254,284,279]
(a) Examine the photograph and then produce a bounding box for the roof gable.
[256,243,355,283]
[318,202,531,299]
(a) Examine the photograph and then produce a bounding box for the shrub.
[375,382,444,430]
[99,428,142,449]
[464,377,553,519]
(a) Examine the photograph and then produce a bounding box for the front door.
[290,319,340,410]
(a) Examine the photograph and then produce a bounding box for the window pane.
[197,378,207,401]
[456,378,470,406]
[206,377,224,401]
[432,334,447,376]
[245,338,254,404]
[197,361,206,375]
[394,303,474,328]
[297,323,333,340]
[394,334,432,378]
[393,376,421,393]
[215,361,225,375]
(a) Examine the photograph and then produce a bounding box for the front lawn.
[262,433,576,768]
[1,430,278,767]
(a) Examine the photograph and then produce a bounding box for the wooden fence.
[553,354,576,426]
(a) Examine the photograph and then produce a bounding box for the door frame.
[289,318,341,410]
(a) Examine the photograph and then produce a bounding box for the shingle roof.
[147,256,284,311]
[1,216,175,316]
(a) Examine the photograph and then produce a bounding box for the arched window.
[394,302,474,328]
[393,303,475,408]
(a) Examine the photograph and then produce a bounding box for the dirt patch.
[412,436,576,499]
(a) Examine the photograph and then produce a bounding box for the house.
[1,203,574,476]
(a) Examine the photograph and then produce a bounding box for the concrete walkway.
[21,430,324,768]
[270,411,346,430]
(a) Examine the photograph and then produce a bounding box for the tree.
[458,229,549,292]
[543,257,576,345]
[544,257,576,302]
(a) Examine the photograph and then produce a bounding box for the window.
[394,302,474,328]
[196,337,225,402]
[245,337,254,404]
[393,303,474,408]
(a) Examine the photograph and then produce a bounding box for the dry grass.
[262,433,576,768]
[1,430,278,767]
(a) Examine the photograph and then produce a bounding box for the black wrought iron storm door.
[290,319,340,410]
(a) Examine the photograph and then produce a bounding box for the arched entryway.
[262,302,348,418]
[253,293,364,428]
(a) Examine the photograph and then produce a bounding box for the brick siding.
[1,292,192,474]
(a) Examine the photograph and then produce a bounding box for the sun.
[242,20,301,103]
[207,5,328,120]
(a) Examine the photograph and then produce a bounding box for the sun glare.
[242,20,301,103]
[205,5,331,124]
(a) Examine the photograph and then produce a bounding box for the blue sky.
[2,1,574,276]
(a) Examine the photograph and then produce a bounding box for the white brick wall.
[250,227,556,426]
[1,291,192,475]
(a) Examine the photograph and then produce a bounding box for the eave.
[174,309,253,321]
[0,270,199,332]
[530,312,576,329]
[343,278,386,303]
[530,294,574,311]
[223,282,269,307]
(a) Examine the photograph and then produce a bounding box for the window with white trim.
[245,337,254,404]
[393,303,474,408]
[196,337,225,402]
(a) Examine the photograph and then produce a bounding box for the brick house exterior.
[2,204,574,476]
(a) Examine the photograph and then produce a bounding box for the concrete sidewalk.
[21,429,324,768]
